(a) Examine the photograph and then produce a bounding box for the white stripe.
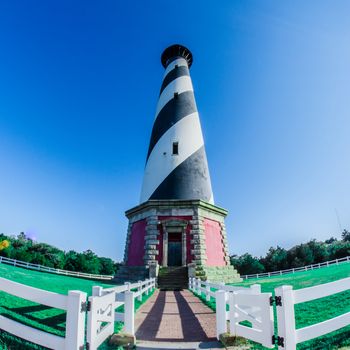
[155,76,194,118]
[163,57,188,77]
[140,112,204,203]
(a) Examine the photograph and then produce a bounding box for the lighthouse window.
[174,92,179,99]
[172,142,179,155]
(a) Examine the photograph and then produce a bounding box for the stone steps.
[158,266,188,290]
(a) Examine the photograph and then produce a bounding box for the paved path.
[135,290,223,349]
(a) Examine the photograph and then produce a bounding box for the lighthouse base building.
[118,200,241,283]
[115,44,241,285]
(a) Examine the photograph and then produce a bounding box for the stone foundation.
[117,199,241,284]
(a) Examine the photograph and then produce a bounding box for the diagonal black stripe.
[149,146,212,202]
[159,66,189,95]
[146,90,197,160]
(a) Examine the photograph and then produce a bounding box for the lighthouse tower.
[140,45,213,205]
[118,45,241,284]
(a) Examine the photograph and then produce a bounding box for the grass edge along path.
[191,262,350,350]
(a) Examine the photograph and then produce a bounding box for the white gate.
[86,291,115,350]
[216,290,274,348]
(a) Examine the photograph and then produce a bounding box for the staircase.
[157,266,188,290]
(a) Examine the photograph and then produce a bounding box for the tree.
[306,239,329,263]
[341,230,350,242]
[328,240,350,259]
[81,250,101,274]
[0,231,119,274]
[261,246,288,272]
[64,250,80,271]
[230,253,265,275]
[99,257,116,275]
[325,237,337,244]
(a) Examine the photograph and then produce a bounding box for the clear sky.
[0,1,349,261]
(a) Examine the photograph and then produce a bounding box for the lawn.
[0,263,151,349]
[194,262,350,350]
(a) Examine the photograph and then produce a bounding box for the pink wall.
[204,218,226,266]
[127,219,146,266]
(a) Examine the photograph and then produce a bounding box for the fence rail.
[0,277,86,350]
[0,275,155,350]
[241,256,350,280]
[189,277,261,299]
[275,277,350,349]
[0,255,113,280]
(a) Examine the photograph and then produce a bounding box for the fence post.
[274,285,296,350]
[219,282,225,291]
[206,282,210,302]
[125,281,131,291]
[196,278,201,294]
[137,281,142,301]
[250,284,261,294]
[216,290,227,340]
[228,292,236,336]
[65,290,87,350]
[124,291,135,335]
[92,286,103,297]
[145,279,149,295]
[189,277,192,290]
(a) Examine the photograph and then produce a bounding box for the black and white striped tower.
[140,44,214,204]
[117,44,241,285]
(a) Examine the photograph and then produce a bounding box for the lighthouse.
[117,45,241,285]
[140,45,213,205]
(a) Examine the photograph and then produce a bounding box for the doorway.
[167,231,182,266]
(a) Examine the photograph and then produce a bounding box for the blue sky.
[0,1,349,260]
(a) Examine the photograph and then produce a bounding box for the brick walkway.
[135,290,218,343]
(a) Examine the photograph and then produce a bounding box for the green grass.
[0,263,113,339]
[194,262,350,350]
[0,263,153,349]
[232,261,350,292]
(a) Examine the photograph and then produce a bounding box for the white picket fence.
[0,255,113,280]
[0,277,86,349]
[241,256,350,280]
[189,276,350,349]
[189,278,274,348]
[0,276,155,350]
[87,278,156,350]
[275,277,350,349]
